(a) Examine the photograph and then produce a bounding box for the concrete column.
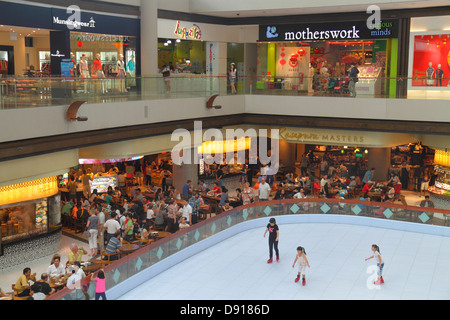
[279,139,296,172]
[244,43,257,93]
[206,42,227,94]
[172,148,199,193]
[367,148,391,181]
[140,0,158,76]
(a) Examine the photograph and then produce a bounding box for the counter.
[0,226,61,269]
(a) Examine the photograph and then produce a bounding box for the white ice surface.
[117,223,450,300]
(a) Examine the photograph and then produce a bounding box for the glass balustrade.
[46,198,450,300]
[1,75,449,109]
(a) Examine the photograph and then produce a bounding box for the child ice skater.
[365,244,384,285]
[264,218,279,263]
[292,246,310,285]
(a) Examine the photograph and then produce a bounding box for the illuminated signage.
[0,176,59,206]
[174,20,202,40]
[279,127,365,144]
[53,16,96,29]
[259,20,398,42]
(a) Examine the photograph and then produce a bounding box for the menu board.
[90,175,118,193]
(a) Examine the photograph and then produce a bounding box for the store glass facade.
[411,33,450,87]
[257,20,399,97]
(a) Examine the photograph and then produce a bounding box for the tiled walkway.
[118,222,450,300]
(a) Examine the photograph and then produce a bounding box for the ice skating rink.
[118,223,450,300]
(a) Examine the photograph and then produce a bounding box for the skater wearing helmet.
[292,246,310,286]
[365,244,384,285]
[264,218,279,263]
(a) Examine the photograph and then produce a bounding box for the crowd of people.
[6,148,437,300]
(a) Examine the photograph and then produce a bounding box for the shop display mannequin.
[308,64,314,93]
[127,55,136,87]
[117,54,127,93]
[94,54,107,94]
[426,62,434,86]
[79,54,90,93]
[71,53,77,77]
[436,64,444,87]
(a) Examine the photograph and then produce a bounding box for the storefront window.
[0,176,59,243]
[257,39,392,96]
[411,33,450,87]
[0,199,48,243]
[158,38,206,73]
[70,32,137,78]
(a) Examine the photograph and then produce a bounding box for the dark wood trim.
[396,17,411,98]
[1,113,450,163]
[159,6,450,26]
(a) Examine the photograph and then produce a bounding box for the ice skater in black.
[264,217,279,263]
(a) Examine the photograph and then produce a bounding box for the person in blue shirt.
[182,180,192,200]
[188,193,201,225]
[363,168,375,184]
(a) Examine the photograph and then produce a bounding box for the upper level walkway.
[2,75,450,110]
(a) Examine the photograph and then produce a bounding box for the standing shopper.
[263,218,279,263]
[258,177,271,202]
[86,210,99,257]
[347,62,359,97]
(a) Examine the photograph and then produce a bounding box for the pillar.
[49,30,70,76]
[172,148,199,193]
[206,42,227,94]
[244,43,257,93]
[367,148,391,181]
[140,0,158,76]
[279,140,296,172]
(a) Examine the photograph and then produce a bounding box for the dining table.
[49,278,67,291]
[149,231,172,240]
[119,243,140,257]
[81,261,103,274]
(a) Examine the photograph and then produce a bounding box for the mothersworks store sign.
[259,20,398,42]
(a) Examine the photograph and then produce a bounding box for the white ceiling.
[187,0,450,18]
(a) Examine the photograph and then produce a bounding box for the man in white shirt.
[181,201,192,224]
[293,189,306,199]
[47,256,65,278]
[320,174,329,194]
[104,212,121,244]
[145,203,155,229]
[258,177,271,201]
[66,268,82,291]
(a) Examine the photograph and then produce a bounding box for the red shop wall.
[412,34,450,87]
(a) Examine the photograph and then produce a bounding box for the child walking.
[292,246,310,285]
[91,268,107,300]
[263,218,279,263]
[365,244,384,285]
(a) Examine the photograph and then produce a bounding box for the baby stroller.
[334,78,350,95]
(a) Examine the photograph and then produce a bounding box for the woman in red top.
[212,182,221,195]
